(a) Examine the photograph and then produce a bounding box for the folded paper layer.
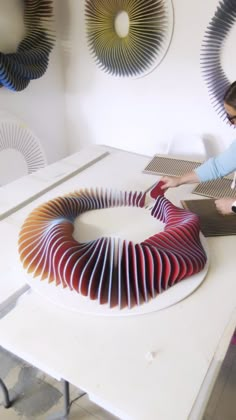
[18,186,207,309]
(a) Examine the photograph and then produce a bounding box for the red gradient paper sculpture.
[18,184,207,309]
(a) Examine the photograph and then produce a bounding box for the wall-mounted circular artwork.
[0,0,54,91]
[201,0,236,123]
[85,0,174,78]
[0,113,46,185]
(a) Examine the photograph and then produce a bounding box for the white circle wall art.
[0,116,46,185]
[201,0,236,123]
[18,183,209,316]
[85,0,174,78]
[0,0,54,91]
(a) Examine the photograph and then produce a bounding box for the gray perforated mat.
[192,179,236,199]
[143,156,201,176]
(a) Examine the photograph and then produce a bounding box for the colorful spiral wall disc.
[18,186,208,315]
[0,118,46,174]
[0,0,54,91]
[85,0,174,77]
[201,0,236,123]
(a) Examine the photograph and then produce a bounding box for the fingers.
[215,200,222,214]
[160,179,169,189]
[215,200,226,215]
[160,176,178,189]
[160,177,171,189]
[215,198,234,215]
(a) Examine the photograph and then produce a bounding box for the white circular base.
[24,206,209,317]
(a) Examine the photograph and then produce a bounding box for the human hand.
[215,197,235,215]
[160,176,181,190]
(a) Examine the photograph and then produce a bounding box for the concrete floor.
[0,342,236,420]
[0,346,117,420]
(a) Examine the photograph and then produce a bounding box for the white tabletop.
[0,145,109,309]
[0,146,235,420]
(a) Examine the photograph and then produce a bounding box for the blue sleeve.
[194,140,236,182]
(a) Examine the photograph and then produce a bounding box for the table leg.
[62,380,70,416]
[0,378,11,408]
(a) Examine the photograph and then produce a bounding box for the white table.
[0,145,235,420]
[0,146,109,310]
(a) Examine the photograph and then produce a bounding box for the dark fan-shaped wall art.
[201,0,236,122]
[85,0,174,78]
[0,0,55,92]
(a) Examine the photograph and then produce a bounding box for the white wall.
[0,0,68,164]
[63,0,236,158]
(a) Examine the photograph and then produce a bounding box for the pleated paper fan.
[0,116,46,185]
[201,0,236,124]
[85,0,174,78]
[0,0,55,91]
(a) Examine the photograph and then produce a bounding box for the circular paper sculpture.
[0,117,46,176]
[85,0,174,77]
[0,0,54,91]
[201,0,236,122]
[18,185,207,310]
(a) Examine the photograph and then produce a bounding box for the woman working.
[161,82,236,215]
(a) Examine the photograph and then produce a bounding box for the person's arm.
[161,171,200,189]
[215,198,236,215]
[161,139,236,189]
[195,139,236,182]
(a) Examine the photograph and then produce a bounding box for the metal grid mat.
[143,155,201,176]
[192,178,236,199]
